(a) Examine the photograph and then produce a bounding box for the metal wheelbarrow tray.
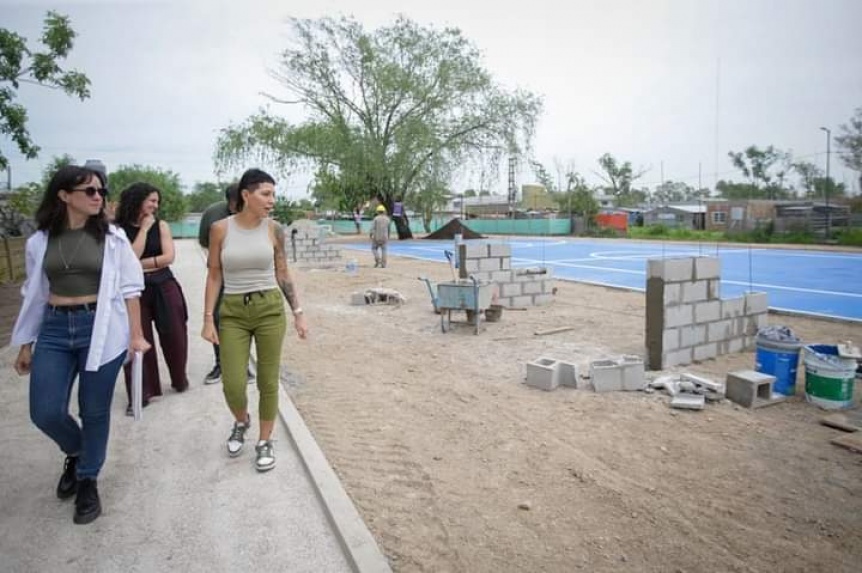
[436,276,493,335]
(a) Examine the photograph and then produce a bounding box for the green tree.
[109,165,187,222]
[716,180,758,199]
[8,153,75,216]
[727,145,792,199]
[214,16,542,240]
[186,181,226,212]
[835,107,862,192]
[594,153,647,207]
[0,11,91,171]
[791,160,822,198]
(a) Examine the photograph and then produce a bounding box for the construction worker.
[370,204,391,268]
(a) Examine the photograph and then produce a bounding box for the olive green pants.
[219,289,286,421]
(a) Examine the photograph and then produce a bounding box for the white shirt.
[12,225,144,371]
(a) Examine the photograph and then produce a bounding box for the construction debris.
[350,287,406,306]
[533,326,575,337]
[648,373,725,410]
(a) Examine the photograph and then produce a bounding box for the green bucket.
[803,345,856,410]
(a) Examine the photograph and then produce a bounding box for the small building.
[706,199,850,235]
[644,204,706,230]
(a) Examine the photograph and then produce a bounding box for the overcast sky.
[3,0,861,198]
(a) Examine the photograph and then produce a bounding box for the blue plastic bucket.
[755,337,802,395]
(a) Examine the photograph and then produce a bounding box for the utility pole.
[820,127,831,240]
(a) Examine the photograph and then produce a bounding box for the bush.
[836,228,862,247]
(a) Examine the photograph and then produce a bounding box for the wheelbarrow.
[417,276,441,314]
[436,275,494,335]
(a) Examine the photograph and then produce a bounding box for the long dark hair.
[115,182,161,228]
[34,165,110,240]
[236,168,275,212]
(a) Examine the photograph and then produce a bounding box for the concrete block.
[510,295,533,307]
[525,357,560,391]
[488,243,511,257]
[721,297,745,319]
[663,283,682,306]
[694,301,721,324]
[707,320,733,343]
[725,370,785,408]
[590,359,623,392]
[523,281,543,295]
[707,279,721,300]
[491,271,512,283]
[694,257,720,280]
[670,394,706,410]
[649,258,694,282]
[663,347,693,368]
[678,324,707,347]
[663,328,680,352]
[693,343,718,362]
[464,260,480,273]
[350,292,367,306]
[744,292,769,315]
[463,244,487,259]
[620,355,645,391]
[727,336,746,354]
[501,283,522,297]
[664,304,694,328]
[501,258,511,270]
[747,313,767,335]
[557,361,579,388]
[682,280,708,303]
[476,258,499,272]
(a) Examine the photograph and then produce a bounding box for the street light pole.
[820,126,831,240]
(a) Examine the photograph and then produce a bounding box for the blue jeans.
[29,307,125,479]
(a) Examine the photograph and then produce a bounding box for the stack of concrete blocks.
[525,357,578,391]
[284,223,342,266]
[645,256,768,370]
[457,243,553,308]
[588,355,645,392]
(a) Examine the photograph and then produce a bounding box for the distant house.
[644,204,706,230]
[705,199,850,234]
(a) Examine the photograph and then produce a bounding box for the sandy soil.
[283,236,862,573]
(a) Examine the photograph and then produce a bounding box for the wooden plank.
[533,326,575,337]
[820,412,862,433]
[830,432,862,454]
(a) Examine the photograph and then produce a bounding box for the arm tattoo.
[274,223,299,311]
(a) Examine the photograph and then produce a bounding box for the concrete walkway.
[0,239,388,573]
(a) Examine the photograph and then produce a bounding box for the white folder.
[131,350,143,421]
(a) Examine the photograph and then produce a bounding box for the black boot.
[73,478,102,525]
[56,455,78,499]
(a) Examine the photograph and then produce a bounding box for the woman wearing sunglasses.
[202,168,308,472]
[11,165,150,525]
[115,183,190,413]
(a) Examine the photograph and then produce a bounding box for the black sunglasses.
[72,186,108,198]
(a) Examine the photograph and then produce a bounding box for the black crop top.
[122,221,162,258]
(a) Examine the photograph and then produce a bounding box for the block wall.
[457,243,553,308]
[284,224,342,265]
[645,256,767,370]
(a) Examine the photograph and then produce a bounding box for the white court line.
[513,257,862,299]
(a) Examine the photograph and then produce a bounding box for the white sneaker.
[255,440,275,472]
[226,419,250,457]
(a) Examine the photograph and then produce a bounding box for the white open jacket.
[12,225,144,371]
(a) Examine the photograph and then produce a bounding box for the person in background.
[12,164,149,525]
[198,183,239,384]
[370,204,391,268]
[201,168,308,472]
[115,183,190,414]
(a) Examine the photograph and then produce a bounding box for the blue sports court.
[345,238,862,322]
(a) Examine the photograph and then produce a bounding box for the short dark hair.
[115,183,161,228]
[236,168,275,211]
[225,182,239,202]
[34,165,109,240]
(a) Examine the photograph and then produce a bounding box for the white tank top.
[221,216,277,294]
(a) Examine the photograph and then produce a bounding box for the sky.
[2,0,861,199]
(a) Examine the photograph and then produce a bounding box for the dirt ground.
[283,236,862,573]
